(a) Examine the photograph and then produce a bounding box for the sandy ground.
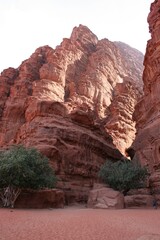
[0,207,160,240]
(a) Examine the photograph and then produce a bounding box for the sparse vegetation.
[99,159,149,194]
[0,145,57,208]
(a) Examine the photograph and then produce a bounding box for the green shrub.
[0,145,57,208]
[98,159,148,194]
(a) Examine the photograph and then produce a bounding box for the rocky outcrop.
[87,184,124,209]
[149,170,160,194]
[124,188,153,208]
[131,1,160,193]
[14,189,64,208]
[0,25,143,203]
[124,195,154,208]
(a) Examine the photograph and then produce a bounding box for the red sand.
[0,207,160,240]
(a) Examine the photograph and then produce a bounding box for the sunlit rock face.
[0,25,143,203]
[132,1,160,171]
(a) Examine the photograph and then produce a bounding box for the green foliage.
[0,145,57,190]
[98,159,149,193]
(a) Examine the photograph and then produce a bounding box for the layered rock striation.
[0,25,143,203]
[132,1,160,169]
[131,0,160,194]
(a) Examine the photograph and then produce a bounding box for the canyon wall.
[0,25,143,203]
[131,0,160,193]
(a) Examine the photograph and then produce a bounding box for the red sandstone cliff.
[131,0,160,193]
[0,25,143,203]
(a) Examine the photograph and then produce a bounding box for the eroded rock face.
[15,189,65,209]
[149,170,160,194]
[132,1,160,178]
[0,25,143,203]
[124,189,159,209]
[87,184,124,209]
[124,195,153,208]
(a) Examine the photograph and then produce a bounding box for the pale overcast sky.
[0,0,153,73]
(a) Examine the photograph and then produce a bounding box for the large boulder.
[124,195,154,208]
[87,185,124,209]
[124,188,153,208]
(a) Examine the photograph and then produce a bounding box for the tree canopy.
[98,159,149,194]
[0,145,57,207]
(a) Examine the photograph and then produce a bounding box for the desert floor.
[0,207,160,240]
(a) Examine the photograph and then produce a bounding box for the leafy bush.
[0,145,57,208]
[98,159,148,194]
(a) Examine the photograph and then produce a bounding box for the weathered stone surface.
[154,194,160,207]
[0,25,143,203]
[57,179,92,205]
[127,188,151,196]
[131,1,160,192]
[124,188,159,208]
[149,170,160,194]
[124,194,154,208]
[87,185,124,209]
[15,189,64,209]
[0,67,18,119]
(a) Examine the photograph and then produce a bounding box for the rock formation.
[130,0,160,194]
[124,188,153,208]
[87,184,124,209]
[0,25,143,203]
[14,189,65,209]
